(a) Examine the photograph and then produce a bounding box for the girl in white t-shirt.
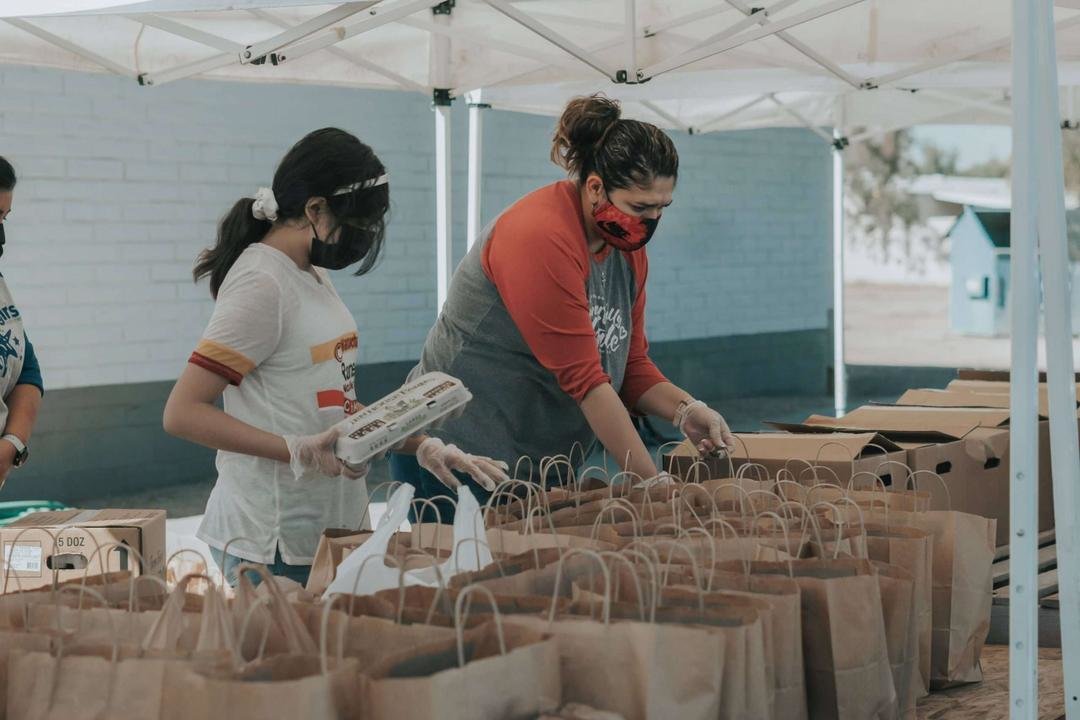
[164,128,507,586]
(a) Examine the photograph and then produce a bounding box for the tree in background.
[845,127,1080,271]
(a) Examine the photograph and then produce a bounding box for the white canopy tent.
[0,2,1077,714]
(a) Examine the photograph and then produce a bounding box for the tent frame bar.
[4,17,132,76]
[1030,0,1080,714]
[720,0,862,88]
[484,0,622,81]
[252,8,422,92]
[866,12,1080,89]
[129,13,239,53]
[696,0,804,48]
[640,100,691,133]
[401,15,582,73]
[642,3,734,38]
[238,1,376,65]
[466,92,487,252]
[275,0,445,67]
[642,0,866,80]
[1009,0,1041,715]
[767,94,836,144]
[694,94,772,133]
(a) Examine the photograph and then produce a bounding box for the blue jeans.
[209,547,311,588]
[389,452,491,524]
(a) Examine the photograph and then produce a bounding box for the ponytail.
[193,198,270,298]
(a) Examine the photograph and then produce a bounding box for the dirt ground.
[845,282,1080,369]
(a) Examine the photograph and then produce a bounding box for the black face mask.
[310,223,371,271]
[0,223,6,259]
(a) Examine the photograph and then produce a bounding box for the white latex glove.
[284,427,368,482]
[675,400,736,456]
[416,437,510,492]
[632,472,678,490]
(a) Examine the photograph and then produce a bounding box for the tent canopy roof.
[0,0,1078,135]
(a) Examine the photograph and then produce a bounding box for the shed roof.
[948,207,1080,261]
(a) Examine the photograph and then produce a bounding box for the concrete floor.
[845,282,1080,370]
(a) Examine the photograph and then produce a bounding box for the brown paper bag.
[510,613,724,720]
[861,523,933,698]
[0,631,54,720]
[7,648,182,720]
[362,617,561,720]
[603,591,772,720]
[695,565,808,720]
[871,562,918,720]
[164,654,361,720]
[748,559,898,719]
[844,506,995,688]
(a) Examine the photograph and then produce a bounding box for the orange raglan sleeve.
[482,204,611,404]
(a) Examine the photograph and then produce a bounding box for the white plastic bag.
[324,484,492,599]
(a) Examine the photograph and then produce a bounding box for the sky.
[909,125,1012,170]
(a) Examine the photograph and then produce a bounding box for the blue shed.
[949,206,1080,336]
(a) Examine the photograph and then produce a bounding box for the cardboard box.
[946,378,1080,403]
[0,509,165,593]
[770,405,1054,545]
[897,388,1059,418]
[665,432,910,487]
[957,368,1080,383]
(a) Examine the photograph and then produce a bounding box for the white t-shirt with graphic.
[190,244,368,565]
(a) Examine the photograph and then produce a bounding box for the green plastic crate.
[0,500,69,527]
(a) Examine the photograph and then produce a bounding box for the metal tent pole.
[431,2,454,310]
[1009,0,1041,714]
[1031,0,1080,715]
[832,127,848,417]
[466,90,489,251]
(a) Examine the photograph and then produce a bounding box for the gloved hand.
[416,437,510,492]
[284,427,368,482]
[632,472,678,490]
[675,400,736,456]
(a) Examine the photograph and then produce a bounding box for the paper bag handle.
[454,584,507,668]
[751,510,796,577]
[710,481,755,518]
[907,469,953,511]
[79,540,152,612]
[591,498,641,541]
[548,549,611,625]
[735,462,770,483]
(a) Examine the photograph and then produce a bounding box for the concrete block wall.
[2,64,831,390]
[0,63,832,498]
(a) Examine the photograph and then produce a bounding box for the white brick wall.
[0,63,831,391]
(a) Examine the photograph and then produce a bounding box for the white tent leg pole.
[432,4,453,311]
[1032,0,1080,713]
[435,102,452,309]
[832,129,847,417]
[1009,0,1040,715]
[467,94,488,251]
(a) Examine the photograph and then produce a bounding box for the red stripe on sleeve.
[189,352,243,386]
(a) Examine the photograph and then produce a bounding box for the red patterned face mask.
[592,200,659,252]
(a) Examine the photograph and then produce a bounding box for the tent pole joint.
[432,88,454,107]
[860,80,879,90]
[832,136,850,151]
[432,0,454,15]
[1063,120,1079,130]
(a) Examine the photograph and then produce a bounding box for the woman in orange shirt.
[394,95,735,520]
